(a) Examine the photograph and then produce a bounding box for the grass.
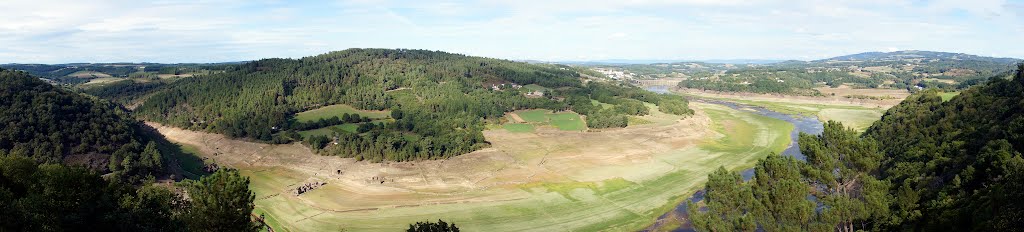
[294,104,389,123]
[154,141,209,180]
[628,116,653,125]
[939,91,960,102]
[507,110,586,131]
[680,93,886,132]
[245,103,794,231]
[591,99,614,109]
[522,84,550,92]
[515,110,550,123]
[66,70,113,78]
[503,124,536,133]
[297,120,386,138]
[297,127,336,138]
[818,109,883,131]
[549,112,585,131]
[81,77,126,85]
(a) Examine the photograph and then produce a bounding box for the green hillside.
[0,68,163,181]
[133,49,691,161]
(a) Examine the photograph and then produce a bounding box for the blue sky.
[1,0,1022,63]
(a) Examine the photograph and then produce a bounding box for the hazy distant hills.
[600,50,1021,95]
[555,59,784,65]
[554,50,1020,66]
[814,50,1020,64]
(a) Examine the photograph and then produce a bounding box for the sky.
[1,0,1022,63]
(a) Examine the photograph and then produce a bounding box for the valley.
[152,100,792,231]
[3,1,1023,231]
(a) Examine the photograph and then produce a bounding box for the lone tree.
[182,169,262,232]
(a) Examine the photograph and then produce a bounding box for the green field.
[245,103,794,231]
[681,93,886,132]
[81,77,126,86]
[502,124,535,133]
[506,110,585,132]
[522,84,550,92]
[158,141,208,180]
[548,112,586,131]
[298,121,384,138]
[515,109,549,122]
[939,91,960,102]
[591,99,614,109]
[294,104,390,123]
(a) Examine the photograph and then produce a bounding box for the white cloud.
[0,0,1021,63]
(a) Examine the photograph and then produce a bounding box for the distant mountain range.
[814,50,1020,63]
[552,50,1020,66]
[554,59,785,65]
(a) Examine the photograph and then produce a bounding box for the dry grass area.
[676,87,894,132]
[813,85,910,106]
[82,77,126,85]
[157,73,196,79]
[151,102,793,231]
[66,71,113,78]
[677,87,903,109]
[921,78,958,84]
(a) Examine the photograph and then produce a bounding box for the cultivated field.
[294,104,390,123]
[81,77,126,85]
[812,85,910,104]
[66,70,113,78]
[152,102,792,231]
[504,110,586,132]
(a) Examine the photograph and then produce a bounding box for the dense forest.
[0,155,261,231]
[0,68,263,231]
[0,68,164,182]
[688,64,1024,231]
[125,49,691,161]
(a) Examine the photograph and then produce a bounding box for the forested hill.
[0,68,163,181]
[863,63,1024,230]
[133,48,691,161]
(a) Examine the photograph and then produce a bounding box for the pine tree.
[182,169,261,232]
[750,154,816,232]
[687,167,756,232]
[798,121,888,232]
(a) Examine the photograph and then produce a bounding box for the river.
[643,86,823,232]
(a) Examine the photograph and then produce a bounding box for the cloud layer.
[1,0,1021,63]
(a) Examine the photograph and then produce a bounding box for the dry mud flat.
[151,102,792,231]
[675,87,906,108]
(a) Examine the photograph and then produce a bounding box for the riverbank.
[643,86,825,232]
[653,86,889,132]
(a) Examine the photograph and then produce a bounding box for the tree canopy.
[0,68,163,181]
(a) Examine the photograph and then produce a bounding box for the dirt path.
[508,112,526,123]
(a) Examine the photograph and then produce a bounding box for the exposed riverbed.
[644,86,824,232]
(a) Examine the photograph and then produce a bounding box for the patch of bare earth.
[148,108,714,211]
[678,86,906,108]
